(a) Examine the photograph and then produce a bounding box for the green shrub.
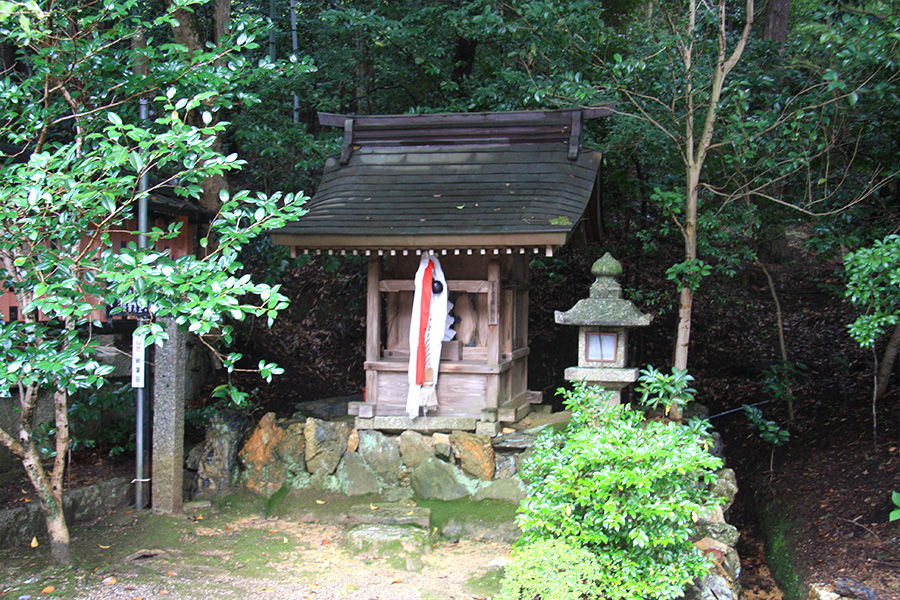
[511,383,723,600]
[69,381,135,456]
[499,538,607,600]
[635,365,697,415]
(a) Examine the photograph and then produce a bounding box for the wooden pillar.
[486,259,500,366]
[365,258,381,405]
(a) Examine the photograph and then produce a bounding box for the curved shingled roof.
[270,107,610,256]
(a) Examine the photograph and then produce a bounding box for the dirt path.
[1,492,512,600]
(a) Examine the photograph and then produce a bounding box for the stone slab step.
[347,502,431,530]
[345,523,432,556]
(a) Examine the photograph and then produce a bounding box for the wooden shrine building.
[271,107,611,432]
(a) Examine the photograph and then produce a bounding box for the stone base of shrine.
[349,391,543,435]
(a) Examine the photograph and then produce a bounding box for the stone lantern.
[554,253,652,404]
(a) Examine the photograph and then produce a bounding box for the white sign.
[131,334,145,388]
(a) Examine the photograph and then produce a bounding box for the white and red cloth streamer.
[407,252,451,418]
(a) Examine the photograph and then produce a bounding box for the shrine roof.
[271,107,611,256]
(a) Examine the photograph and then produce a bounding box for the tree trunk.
[21,436,71,565]
[213,0,231,45]
[876,319,900,399]
[763,0,791,42]
[202,0,231,213]
[169,6,204,54]
[166,0,230,214]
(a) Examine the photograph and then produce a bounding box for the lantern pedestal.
[562,367,640,404]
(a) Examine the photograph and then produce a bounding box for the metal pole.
[290,0,299,123]
[135,96,150,510]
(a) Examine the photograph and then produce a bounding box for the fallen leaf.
[315,500,326,505]
[391,579,404,584]
[99,544,111,549]
[369,504,379,510]
[102,577,117,585]
[30,536,39,548]
[41,586,55,594]
[321,539,330,546]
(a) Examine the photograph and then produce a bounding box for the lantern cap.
[554,253,652,327]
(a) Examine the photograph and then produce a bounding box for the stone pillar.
[152,317,185,513]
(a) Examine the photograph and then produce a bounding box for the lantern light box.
[586,331,618,363]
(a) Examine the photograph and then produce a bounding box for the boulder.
[399,430,434,468]
[694,537,740,583]
[410,457,469,500]
[304,418,352,476]
[711,468,738,511]
[809,584,842,600]
[434,442,453,461]
[358,430,401,485]
[833,578,878,600]
[683,573,736,600]
[293,394,359,421]
[490,429,543,452]
[693,521,740,547]
[494,453,518,479]
[192,412,250,498]
[472,478,526,504]
[275,421,307,477]
[239,412,287,496]
[441,518,521,544]
[337,452,380,496]
[450,431,495,481]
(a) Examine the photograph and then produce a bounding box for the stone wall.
[189,412,531,505]
[190,407,743,599]
[0,477,133,548]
